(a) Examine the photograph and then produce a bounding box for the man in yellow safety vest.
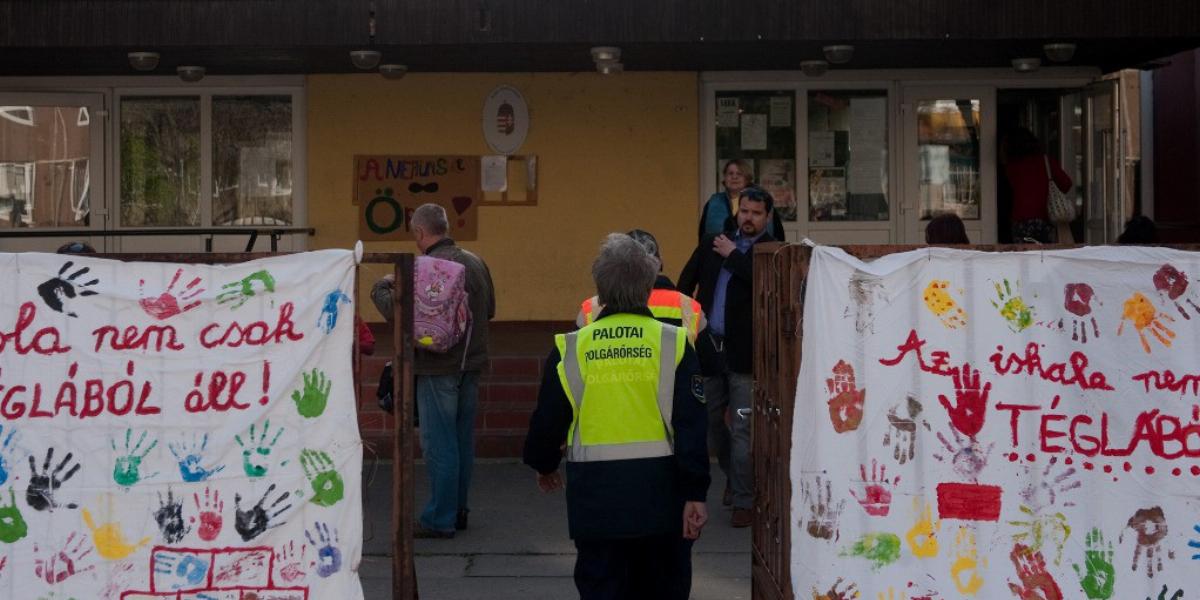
[524,233,710,600]
[576,229,706,345]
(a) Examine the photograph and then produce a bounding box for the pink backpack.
[414,255,472,354]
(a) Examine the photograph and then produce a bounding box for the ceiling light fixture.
[350,50,382,70]
[801,60,829,77]
[1044,43,1077,63]
[177,66,206,82]
[379,64,409,79]
[127,51,160,72]
[590,46,623,75]
[823,45,855,65]
[1012,57,1041,73]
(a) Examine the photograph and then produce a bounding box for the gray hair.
[411,203,449,236]
[592,233,656,312]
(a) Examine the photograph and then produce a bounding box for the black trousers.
[573,535,694,600]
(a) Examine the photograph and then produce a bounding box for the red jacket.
[1006,154,1072,222]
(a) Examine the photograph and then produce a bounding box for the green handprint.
[292,369,331,419]
[1072,527,1115,599]
[217,270,277,309]
[992,279,1034,332]
[235,420,285,478]
[112,429,158,488]
[301,449,345,507]
[0,488,28,543]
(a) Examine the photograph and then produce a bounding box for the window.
[0,105,92,228]
[118,91,298,229]
[807,90,889,221]
[714,91,798,221]
[120,96,201,227]
[917,99,982,220]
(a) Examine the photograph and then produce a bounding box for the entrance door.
[1083,79,1124,243]
[901,86,996,243]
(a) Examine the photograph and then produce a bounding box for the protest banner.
[794,245,1198,600]
[0,250,363,599]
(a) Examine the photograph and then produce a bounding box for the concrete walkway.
[359,460,751,599]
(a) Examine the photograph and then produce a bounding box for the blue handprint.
[318,289,351,334]
[305,521,343,578]
[0,425,21,486]
[153,551,209,589]
[1189,524,1200,560]
[168,434,225,483]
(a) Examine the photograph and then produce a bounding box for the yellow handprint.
[83,507,150,560]
[923,280,967,329]
[906,499,940,558]
[951,526,985,595]
[877,587,906,600]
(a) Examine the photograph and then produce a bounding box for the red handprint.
[1008,543,1063,600]
[938,363,989,439]
[826,360,866,434]
[191,487,225,542]
[139,268,204,320]
[850,459,899,517]
[34,531,94,584]
[1153,264,1200,319]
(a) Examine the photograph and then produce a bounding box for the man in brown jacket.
[372,203,496,538]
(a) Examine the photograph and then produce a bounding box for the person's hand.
[536,471,563,493]
[683,501,708,540]
[712,235,736,258]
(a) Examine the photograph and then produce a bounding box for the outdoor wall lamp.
[127,52,160,71]
[1011,57,1041,73]
[823,45,855,64]
[1044,43,1077,63]
[379,64,409,79]
[350,50,383,70]
[801,60,829,77]
[177,66,206,82]
[591,46,623,74]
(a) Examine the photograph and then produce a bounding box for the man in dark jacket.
[677,186,775,528]
[524,233,709,600]
[371,203,496,538]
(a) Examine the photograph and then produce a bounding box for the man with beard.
[678,186,776,528]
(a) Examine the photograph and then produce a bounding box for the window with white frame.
[118,92,298,229]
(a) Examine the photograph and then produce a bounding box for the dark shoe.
[455,508,470,531]
[731,508,753,528]
[414,525,454,539]
[722,484,733,507]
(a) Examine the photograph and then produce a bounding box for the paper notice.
[482,155,508,192]
[809,131,836,167]
[717,98,740,128]
[741,114,767,150]
[769,96,792,127]
[848,97,887,195]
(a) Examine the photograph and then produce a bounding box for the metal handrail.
[0,227,315,252]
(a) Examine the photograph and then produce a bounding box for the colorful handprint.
[923,280,967,329]
[1118,292,1175,353]
[826,360,865,433]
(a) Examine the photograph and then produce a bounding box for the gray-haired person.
[371,203,495,538]
[524,233,710,599]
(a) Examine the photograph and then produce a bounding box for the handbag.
[1045,156,1076,224]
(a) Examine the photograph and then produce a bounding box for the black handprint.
[1148,584,1183,600]
[36,261,99,317]
[154,488,190,544]
[26,448,80,511]
[235,484,292,542]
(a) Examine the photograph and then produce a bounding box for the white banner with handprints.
[793,245,1200,600]
[0,250,363,599]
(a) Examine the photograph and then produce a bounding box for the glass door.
[0,93,106,251]
[901,86,996,243]
[1083,80,1123,243]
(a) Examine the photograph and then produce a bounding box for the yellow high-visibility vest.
[555,314,685,462]
[579,289,704,344]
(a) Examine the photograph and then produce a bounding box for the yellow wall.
[307,72,699,321]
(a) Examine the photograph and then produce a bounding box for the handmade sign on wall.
[793,245,1200,600]
[0,251,363,599]
[355,155,480,241]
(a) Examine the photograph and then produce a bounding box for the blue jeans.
[417,371,480,532]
